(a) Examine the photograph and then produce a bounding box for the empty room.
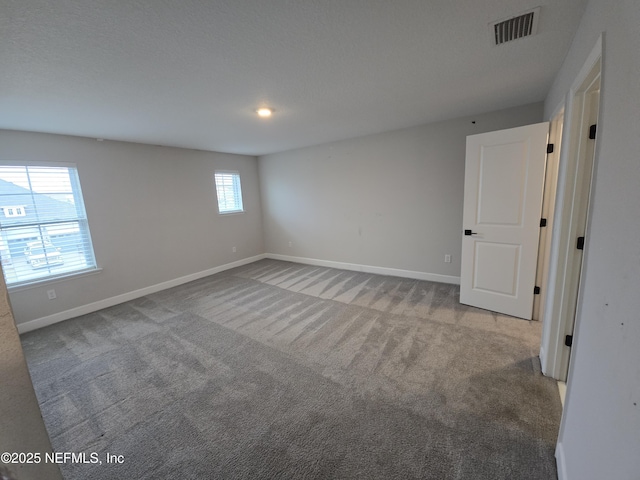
[0,1,638,479]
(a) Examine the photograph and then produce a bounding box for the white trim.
[16,254,265,334]
[556,441,568,480]
[16,253,460,334]
[541,34,603,381]
[8,267,103,292]
[217,210,245,215]
[537,106,564,365]
[265,253,461,285]
[571,35,602,94]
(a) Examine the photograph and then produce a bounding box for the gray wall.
[0,130,263,326]
[259,103,543,280]
[543,0,640,478]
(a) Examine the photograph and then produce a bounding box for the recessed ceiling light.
[256,107,274,118]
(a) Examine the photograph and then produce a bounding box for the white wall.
[0,130,263,326]
[259,103,543,281]
[543,0,640,478]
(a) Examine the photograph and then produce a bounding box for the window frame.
[0,161,99,288]
[214,170,245,215]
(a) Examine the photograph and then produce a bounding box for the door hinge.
[540,218,547,227]
[547,143,554,154]
[576,236,585,250]
[589,124,597,140]
[534,286,540,295]
[565,335,573,347]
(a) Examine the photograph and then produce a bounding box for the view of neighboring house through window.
[214,171,244,214]
[2,206,26,217]
[0,164,97,286]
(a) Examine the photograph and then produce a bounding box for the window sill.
[7,267,103,293]
[218,210,245,216]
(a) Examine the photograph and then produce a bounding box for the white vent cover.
[490,7,540,46]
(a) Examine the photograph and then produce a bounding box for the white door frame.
[539,35,603,382]
[533,106,564,322]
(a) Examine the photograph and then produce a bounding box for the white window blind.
[214,171,244,214]
[0,165,97,286]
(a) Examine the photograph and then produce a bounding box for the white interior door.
[460,122,549,320]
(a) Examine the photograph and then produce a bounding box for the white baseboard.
[17,253,459,334]
[17,254,266,334]
[556,441,568,480]
[264,253,460,285]
[539,345,547,372]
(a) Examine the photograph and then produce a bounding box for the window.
[0,164,97,286]
[214,171,244,214]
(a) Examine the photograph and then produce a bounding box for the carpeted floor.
[21,259,562,479]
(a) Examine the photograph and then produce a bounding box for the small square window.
[214,171,244,214]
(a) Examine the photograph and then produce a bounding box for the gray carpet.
[21,259,562,479]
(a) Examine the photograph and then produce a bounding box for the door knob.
[464,229,478,236]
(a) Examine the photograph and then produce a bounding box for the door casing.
[539,36,602,382]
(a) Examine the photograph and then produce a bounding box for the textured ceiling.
[0,0,587,156]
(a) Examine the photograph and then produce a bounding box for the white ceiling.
[1,0,587,156]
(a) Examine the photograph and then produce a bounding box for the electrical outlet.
[232,246,236,253]
[444,254,451,263]
[47,289,57,300]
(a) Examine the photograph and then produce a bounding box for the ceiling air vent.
[490,7,540,46]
